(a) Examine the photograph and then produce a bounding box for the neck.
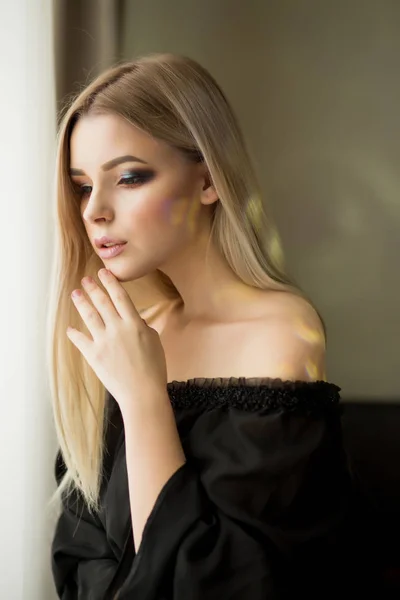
[158,227,249,325]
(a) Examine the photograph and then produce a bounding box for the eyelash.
[74,172,152,198]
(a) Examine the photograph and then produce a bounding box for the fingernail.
[82,276,94,286]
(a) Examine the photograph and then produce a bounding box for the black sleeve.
[115,402,363,600]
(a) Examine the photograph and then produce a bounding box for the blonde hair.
[47,52,324,512]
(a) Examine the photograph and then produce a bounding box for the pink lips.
[97,242,127,259]
[94,236,127,249]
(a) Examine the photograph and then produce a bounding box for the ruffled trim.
[166,377,341,414]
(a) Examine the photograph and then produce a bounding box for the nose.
[81,190,113,224]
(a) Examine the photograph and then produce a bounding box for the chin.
[102,261,154,283]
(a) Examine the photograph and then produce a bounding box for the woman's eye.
[119,172,152,186]
[76,184,92,198]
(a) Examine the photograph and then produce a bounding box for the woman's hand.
[67,268,168,411]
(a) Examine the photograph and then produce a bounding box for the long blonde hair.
[47,52,324,512]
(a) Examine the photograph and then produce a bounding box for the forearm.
[121,390,186,551]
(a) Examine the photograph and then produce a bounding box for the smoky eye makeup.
[118,168,155,185]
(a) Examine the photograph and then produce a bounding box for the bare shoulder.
[260,290,324,334]
[246,290,327,382]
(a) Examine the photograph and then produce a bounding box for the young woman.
[48,53,377,599]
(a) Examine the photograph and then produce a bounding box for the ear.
[200,170,219,206]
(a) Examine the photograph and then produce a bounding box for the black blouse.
[51,378,380,599]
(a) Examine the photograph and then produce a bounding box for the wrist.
[119,386,171,423]
[120,387,186,464]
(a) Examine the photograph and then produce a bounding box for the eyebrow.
[69,155,148,176]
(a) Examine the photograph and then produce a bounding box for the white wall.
[0,0,58,597]
[121,0,400,400]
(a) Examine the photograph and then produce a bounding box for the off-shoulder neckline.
[166,376,339,391]
[164,377,341,413]
[107,377,341,417]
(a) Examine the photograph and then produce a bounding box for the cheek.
[132,193,200,235]
[165,193,204,239]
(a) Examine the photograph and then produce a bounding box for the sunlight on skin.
[169,197,188,226]
[165,195,203,237]
[187,198,202,235]
[305,359,321,380]
[208,281,247,311]
[295,318,326,380]
[261,359,321,381]
[263,358,323,382]
[294,318,325,346]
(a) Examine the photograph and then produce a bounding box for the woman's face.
[69,112,211,282]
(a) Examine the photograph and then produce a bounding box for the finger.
[66,326,92,357]
[81,276,121,326]
[98,269,143,323]
[71,289,105,338]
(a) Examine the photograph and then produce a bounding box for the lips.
[97,242,127,259]
[102,242,126,248]
[94,236,127,249]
